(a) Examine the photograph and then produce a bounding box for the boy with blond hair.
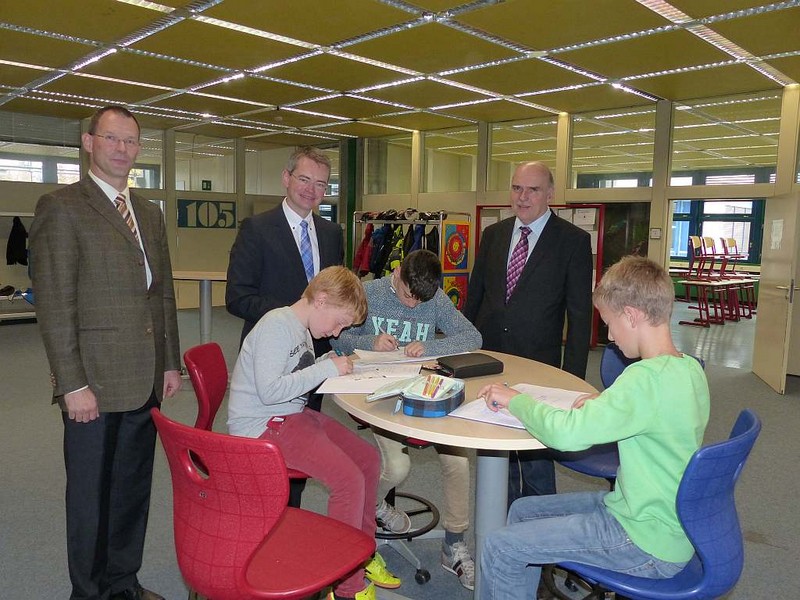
[228,266,400,600]
[477,256,710,600]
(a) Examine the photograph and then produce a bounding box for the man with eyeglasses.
[464,161,593,506]
[226,146,343,505]
[31,105,181,600]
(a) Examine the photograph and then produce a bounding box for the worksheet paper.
[448,383,587,430]
[353,349,460,365]
[317,363,421,394]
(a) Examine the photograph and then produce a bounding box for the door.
[752,192,800,393]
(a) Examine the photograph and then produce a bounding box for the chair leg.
[541,565,607,600]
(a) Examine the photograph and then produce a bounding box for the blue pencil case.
[367,374,465,418]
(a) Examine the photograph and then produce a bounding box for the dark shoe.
[111,584,165,600]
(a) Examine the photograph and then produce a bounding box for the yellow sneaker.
[327,582,377,600]
[364,552,401,589]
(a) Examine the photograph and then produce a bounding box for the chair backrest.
[183,342,228,431]
[676,409,761,598]
[687,235,707,277]
[152,408,290,600]
[721,237,739,254]
[600,343,705,389]
[599,342,638,388]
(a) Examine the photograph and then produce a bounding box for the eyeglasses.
[93,133,140,148]
[290,172,328,193]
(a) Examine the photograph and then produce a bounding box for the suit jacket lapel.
[272,211,307,277]
[81,177,141,248]
[516,210,556,285]
[313,213,333,266]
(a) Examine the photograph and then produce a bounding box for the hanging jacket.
[425,226,440,257]
[353,223,374,276]
[6,216,28,266]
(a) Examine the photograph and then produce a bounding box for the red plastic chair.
[183,342,309,481]
[152,408,375,600]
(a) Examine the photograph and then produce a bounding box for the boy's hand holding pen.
[373,326,399,352]
[331,349,353,375]
[478,382,515,412]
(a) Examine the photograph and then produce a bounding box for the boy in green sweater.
[477,256,710,600]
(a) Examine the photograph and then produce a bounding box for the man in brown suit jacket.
[30,106,181,600]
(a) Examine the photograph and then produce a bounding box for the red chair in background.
[183,343,311,489]
[152,408,375,600]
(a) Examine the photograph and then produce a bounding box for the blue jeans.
[480,491,687,600]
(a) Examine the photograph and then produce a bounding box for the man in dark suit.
[31,106,181,600]
[226,147,343,505]
[464,161,593,504]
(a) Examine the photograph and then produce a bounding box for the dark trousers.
[508,450,557,507]
[63,392,159,600]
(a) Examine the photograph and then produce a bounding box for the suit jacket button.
[138,259,145,266]
[503,327,508,332]
[145,327,153,335]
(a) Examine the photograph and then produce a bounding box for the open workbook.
[448,383,587,430]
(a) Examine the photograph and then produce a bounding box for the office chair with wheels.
[151,408,376,600]
[351,418,440,585]
[545,408,761,600]
[183,342,311,484]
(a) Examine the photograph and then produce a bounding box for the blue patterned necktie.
[506,226,531,303]
[300,220,314,282]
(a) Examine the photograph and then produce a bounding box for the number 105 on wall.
[177,199,236,229]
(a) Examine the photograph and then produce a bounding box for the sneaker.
[376,499,411,534]
[441,540,475,591]
[364,552,401,589]
[327,582,376,600]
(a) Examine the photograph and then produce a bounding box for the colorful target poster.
[443,273,469,311]
[443,222,470,271]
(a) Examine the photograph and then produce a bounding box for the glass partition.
[133,128,163,189]
[571,106,656,188]
[489,116,557,191]
[364,134,412,195]
[175,132,235,193]
[421,126,478,192]
[671,91,781,185]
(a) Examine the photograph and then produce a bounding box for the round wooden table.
[331,350,596,598]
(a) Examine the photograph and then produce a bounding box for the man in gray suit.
[226,146,343,507]
[464,161,593,505]
[31,106,181,600]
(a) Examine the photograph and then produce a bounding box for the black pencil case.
[436,353,504,379]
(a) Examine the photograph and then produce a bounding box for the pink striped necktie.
[506,226,531,303]
[115,194,140,243]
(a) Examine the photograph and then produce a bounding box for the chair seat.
[557,444,619,480]
[287,467,309,480]
[244,507,376,599]
[559,555,705,600]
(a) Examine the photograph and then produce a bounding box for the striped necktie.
[115,194,140,243]
[300,220,314,281]
[506,226,531,303]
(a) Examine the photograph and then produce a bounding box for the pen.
[378,325,399,349]
[492,382,509,408]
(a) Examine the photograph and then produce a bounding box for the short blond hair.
[303,266,367,323]
[593,256,674,325]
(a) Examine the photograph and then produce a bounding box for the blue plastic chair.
[556,343,633,485]
[558,344,706,486]
[555,409,761,600]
